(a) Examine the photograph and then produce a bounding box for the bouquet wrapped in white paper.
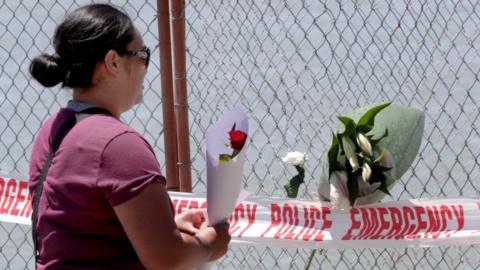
[199,107,249,270]
[205,107,249,225]
[318,103,425,210]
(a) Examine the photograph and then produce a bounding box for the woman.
[29,4,230,269]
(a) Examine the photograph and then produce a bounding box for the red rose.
[228,130,247,150]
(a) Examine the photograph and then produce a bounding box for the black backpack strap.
[31,107,110,265]
[31,150,53,260]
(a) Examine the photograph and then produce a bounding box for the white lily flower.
[329,171,350,211]
[356,133,373,156]
[361,162,372,183]
[341,137,359,171]
[282,151,306,166]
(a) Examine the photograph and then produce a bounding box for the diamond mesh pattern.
[0,0,479,269]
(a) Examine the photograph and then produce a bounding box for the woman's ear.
[103,50,121,77]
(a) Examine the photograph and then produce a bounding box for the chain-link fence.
[1,0,479,269]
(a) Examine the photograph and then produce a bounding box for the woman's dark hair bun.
[29,53,64,87]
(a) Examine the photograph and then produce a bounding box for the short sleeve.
[97,131,166,206]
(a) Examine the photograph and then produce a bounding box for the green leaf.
[219,154,232,164]
[367,166,392,196]
[337,116,357,138]
[295,165,305,176]
[369,164,387,181]
[357,103,391,132]
[346,171,359,206]
[232,149,240,158]
[357,124,373,134]
[377,179,392,196]
[327,133,340,174]
[378,166,393,172]
[284,173,305,198]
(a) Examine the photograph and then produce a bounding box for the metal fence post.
[157,0,180,191]
[169,0,192,192]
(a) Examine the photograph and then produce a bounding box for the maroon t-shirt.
[29,111,166,269]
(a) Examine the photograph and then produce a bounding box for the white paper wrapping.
[205,107,249,225]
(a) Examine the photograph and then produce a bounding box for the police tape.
[1,175,480,249]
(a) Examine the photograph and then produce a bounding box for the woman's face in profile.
[122,27,148,108]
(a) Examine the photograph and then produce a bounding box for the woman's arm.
[113,182,230,270]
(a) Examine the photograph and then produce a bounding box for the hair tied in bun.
[29,53,65,87]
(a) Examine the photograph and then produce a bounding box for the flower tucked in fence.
[282,152,306,198]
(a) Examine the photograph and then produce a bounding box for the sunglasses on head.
[124,45,150,68]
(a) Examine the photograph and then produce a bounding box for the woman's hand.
[195,221,231,261]
[175,208,205,235]
[177,210,231,261]
[114,183,231,268]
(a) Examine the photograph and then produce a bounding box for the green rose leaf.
[284,166,305,198]
[219,154,232,164]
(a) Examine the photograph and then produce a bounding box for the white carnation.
[281,151,306,166]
